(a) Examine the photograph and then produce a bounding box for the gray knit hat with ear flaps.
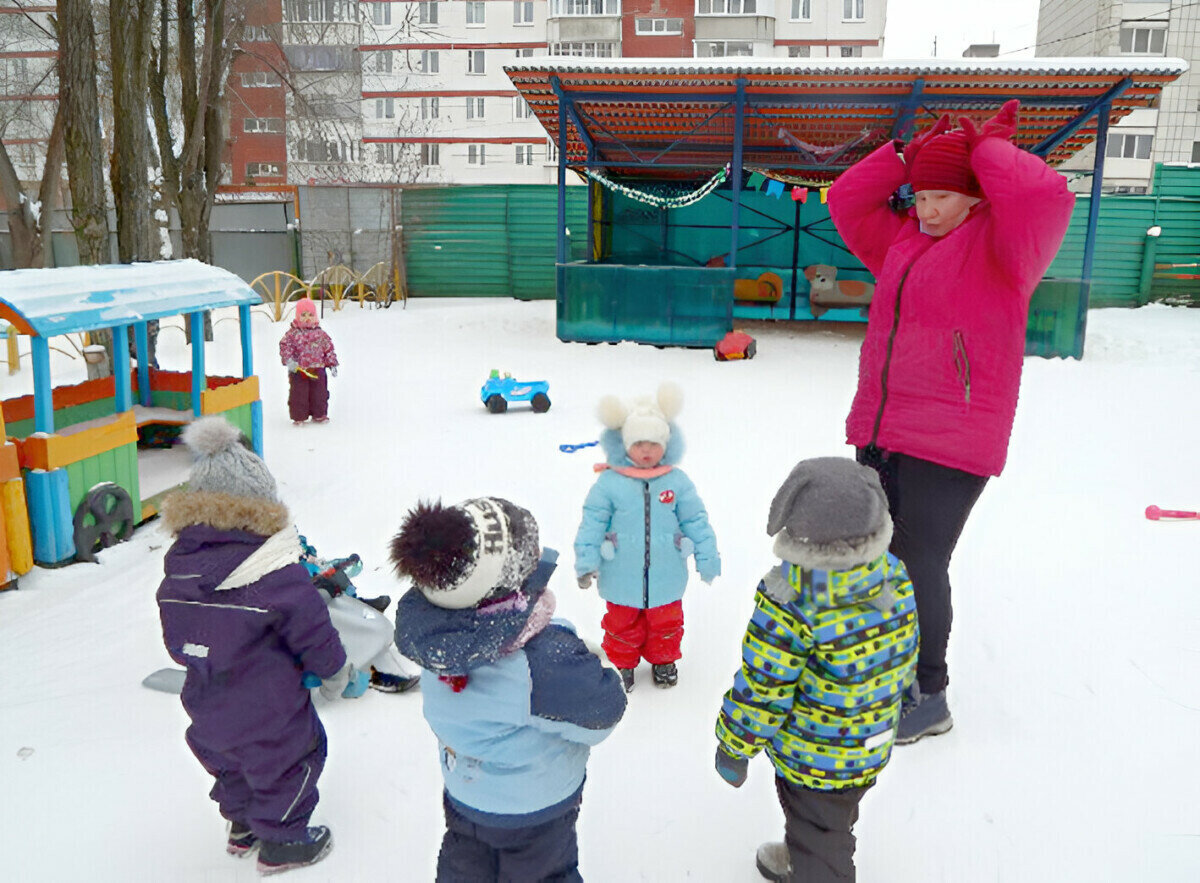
[767,457,890,567]
[182,417,278,501]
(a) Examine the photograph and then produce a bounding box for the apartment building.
[223,1,887,187]
[1037,0,1199,192]
[0,2,57,195]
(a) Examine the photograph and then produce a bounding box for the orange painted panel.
[0,443,18,481]
[18,411,137,471]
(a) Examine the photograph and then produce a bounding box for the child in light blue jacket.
[392,497,626,883]
[574,382,720,692]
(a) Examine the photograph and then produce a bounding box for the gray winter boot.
[755,842,791,882]
[895,685,953,744]
[619,668,635,693]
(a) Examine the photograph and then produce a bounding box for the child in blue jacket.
[574,382,720,691]
[392,497,626,883]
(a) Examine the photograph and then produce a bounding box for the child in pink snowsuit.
[827,100,1074,744]
[278,298,338,424]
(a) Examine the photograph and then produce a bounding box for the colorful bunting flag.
[765,179,785,199]
[791,187,808,203]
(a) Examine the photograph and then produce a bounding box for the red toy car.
[714,330,756,361]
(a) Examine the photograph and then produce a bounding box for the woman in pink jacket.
[827,101,1074,744]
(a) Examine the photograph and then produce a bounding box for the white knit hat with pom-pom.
[182,417,278,501]
[597,382,683,449]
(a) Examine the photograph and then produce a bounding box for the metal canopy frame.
[508,58,1188,352]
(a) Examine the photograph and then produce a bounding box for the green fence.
[401,185,588,299]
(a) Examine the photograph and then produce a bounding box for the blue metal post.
[1077,102,1111,359]
[730,79,746,268]
[238,304,254,377]
[31,336,53,433]
[112,325,132,412]
[557,94,568,267]
[134,322,151,406]
[190,312,205,416]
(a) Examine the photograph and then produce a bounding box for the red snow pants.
[601,600,684,669]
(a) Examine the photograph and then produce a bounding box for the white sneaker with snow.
[756,842,791,882]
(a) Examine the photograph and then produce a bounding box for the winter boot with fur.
[896,684,953,744]
[652,663,678,688]
[226,821,258,857]
[755,842,791,882]
[619,668,635,693]
[256,826,332,876]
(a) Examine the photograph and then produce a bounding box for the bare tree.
[108,0,158,262]
[151,0,245,263]
[58,0,111,265]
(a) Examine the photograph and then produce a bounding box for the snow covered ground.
[2,298,1198,882]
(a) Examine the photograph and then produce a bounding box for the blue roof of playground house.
[0,259,259,337]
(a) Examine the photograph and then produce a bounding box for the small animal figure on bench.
[804,264,874,317]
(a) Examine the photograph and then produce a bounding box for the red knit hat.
[909,131,981,198]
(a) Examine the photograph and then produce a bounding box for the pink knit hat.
[295,298,317,319]
[909,131,981,198]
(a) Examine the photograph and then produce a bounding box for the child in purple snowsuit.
[156,417,352,874]
[278,297,338,424]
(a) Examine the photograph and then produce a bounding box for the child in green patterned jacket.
[714,457,918,883]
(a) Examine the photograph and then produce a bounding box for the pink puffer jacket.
[828,138,1074,477]
[278,322,338,370]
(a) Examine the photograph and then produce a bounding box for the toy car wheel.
[486,394,507,414]
[746,340,757,359]
[73,482,135,563]
[530,392,551,413]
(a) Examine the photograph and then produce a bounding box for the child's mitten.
[600,535,616,560]
[676,534,694,557]
[698,556,721,585]
[577,572,596,590]
[329,366,338,377]
[715,746,748,788]
[959,99,1019,147]
[341,667,370,699]
[318,661,354,701]
[286,359,298,373]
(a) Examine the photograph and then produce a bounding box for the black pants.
[858,448,988,694]
[436,793,582,882]
[776,777,870,883]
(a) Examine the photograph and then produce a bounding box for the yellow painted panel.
[2,477,33,575]
[201,376,260,415]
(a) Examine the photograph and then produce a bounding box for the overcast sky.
[882,0,1045,59]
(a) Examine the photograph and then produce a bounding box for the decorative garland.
[584,164,730,209]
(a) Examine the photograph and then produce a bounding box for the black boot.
[226,821,258,857]
[619,668,635,693]
[652,663,678,688]
[360,594,391,613]
[257,826,332,875]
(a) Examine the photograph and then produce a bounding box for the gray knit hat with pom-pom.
[182,417,278,501]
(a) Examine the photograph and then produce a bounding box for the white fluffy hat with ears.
[597,382,684,450]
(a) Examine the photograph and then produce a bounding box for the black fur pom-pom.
[390,500,476,589]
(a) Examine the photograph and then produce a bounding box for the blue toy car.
[481,371,551,414]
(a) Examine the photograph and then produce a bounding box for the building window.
[467,50,486,73]
[370,50,393,73]
[515,144,534,165]
[1119,26,1166,54]
[790,0,810,20]
[468,144,486,165]
[374,143,396,164]
[839,45,863,57]
[1105,133,1153,159]
[421,143,440,165]
[696,0,757,14]
[241,71,280,87]
[514,0,534,24]
[295,138,356,162]
[551,41,618,57]
[419,50,440,73]
[789,45,811,57]
[549,0,620,15]
[375,98,395,119]
[635,17,683,34]
[242,24,274,42]
[370,2,392,25]
[1191,141,1200,163]
[286,1,356,23]
[842,0,864,21]
[466,1,485,25]
[244,117,284,133]
[246,162,282,177]
[515,48,537,57]
[514,97,532,119]
[466,97,485,120]
[418,1,438,24]
[695,40,754,57]
[546,137,558,163]
[421,96,440,119]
